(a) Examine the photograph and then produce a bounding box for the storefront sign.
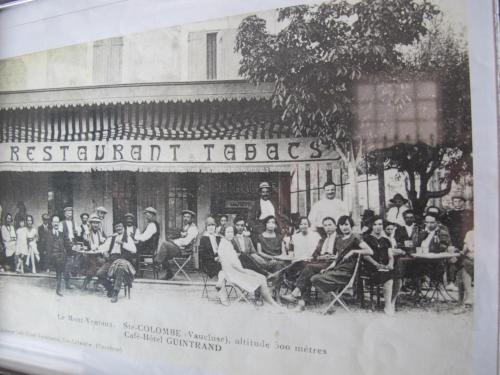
[1,138,340,172]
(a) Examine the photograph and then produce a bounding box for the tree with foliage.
[235,0,440,220]
[365,19,471,216]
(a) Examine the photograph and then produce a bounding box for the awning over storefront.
[0,83,341,172]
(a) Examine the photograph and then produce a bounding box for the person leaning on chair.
[155,209,199,280]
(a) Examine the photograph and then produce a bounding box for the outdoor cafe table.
[398,252,459,303]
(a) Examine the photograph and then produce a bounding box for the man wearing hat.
[155,209,199,280]
[248,181,282,243]
[134,207,160,257]
[80,214,106,290]
[46,215,72,296]
[95,206,109,237]
[386,193,411,227]
[37,213,52,272]
[308,181,348,237]
[96,221,137,303]
[59,206,79,288]
[124,213,139,240]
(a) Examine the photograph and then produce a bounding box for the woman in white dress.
[25,215,40,273]
[15,218,28,273]
[217,225,281,309]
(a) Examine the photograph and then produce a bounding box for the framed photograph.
[0,1,497,374]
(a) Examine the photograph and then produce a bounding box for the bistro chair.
[323,256,362,314]
[171,236,199,281]
[137,253,159,279]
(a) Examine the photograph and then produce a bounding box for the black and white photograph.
[0,0,493,374]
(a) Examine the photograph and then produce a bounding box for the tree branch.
[425,178,452,199]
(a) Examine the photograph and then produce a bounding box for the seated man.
[412,212,454,283]
[155,209,199,280]
[96,221,137,303]
[281,216,338,305]
[80,214,106,290]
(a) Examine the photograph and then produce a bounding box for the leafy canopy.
[235,0,439,146]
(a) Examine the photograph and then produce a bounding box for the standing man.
[59,207,79,283]
[47,216,72,296]
[96,221,137,303]
[155,209,198,280]
[125,213,139,239]
[308,181,348,237]
[441,195,473,250]
[37,213,52,272]
[386,193,411,227]
[248,182,281,243]
[78,213,90,243]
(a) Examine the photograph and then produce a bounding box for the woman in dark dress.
[362,216,398,315]
[311,216,373,307]
[256,216,287,273]
[198,217,221,278]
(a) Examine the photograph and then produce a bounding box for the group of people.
[0,179,474,313]
[196,181,474,315]
[0,205,162,303]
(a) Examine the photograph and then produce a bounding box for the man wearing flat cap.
[247,181,283,244]
[134,207,161,270]
[155,209,199,280]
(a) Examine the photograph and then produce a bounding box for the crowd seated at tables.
[0,181,474,313]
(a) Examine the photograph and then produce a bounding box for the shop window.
[48,172,74,218]
[206,32,217,80]
[112,172,137,222]
[165,175,197,237]
[93,37,123,84]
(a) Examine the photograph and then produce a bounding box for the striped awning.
[0,98,295,143]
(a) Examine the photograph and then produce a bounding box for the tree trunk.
[377,157,386,217]
[347,161,361,225]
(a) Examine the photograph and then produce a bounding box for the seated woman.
[311,216,373,310]
[217,225,281,310]
[289,217,322,260]
[454,229,474,314]
[198,217,221,279]
[362,216,399,315]
[256,216,288,273]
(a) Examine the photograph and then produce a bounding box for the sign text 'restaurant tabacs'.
[4,138,340,164]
